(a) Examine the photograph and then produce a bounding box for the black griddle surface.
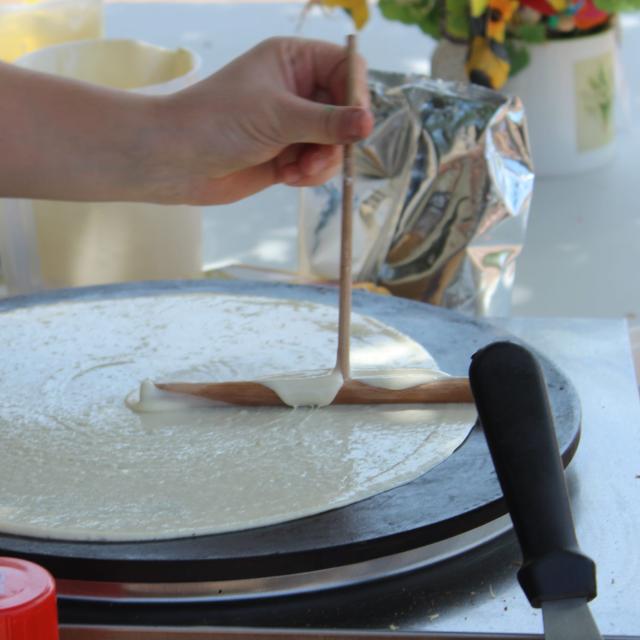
[0,281,581,583]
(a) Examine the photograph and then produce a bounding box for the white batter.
[259,368,345,407]
[0,293,475,541]
[128,367,453,411]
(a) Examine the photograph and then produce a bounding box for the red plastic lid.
[0,557,58,640]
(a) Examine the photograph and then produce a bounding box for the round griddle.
[0,280,580,604]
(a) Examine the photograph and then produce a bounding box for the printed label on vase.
[575,51,615,153]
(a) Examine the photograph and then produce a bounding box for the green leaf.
[505,41,531,77]
[418,15,443,39]
[594,0,640,11]
[511,22,548,43]
[378,0,443,39]
[443,0,470,40]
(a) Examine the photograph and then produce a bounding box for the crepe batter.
[129,368,453,411]
[0,293,475,541]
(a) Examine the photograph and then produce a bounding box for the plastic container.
[0,0,103,63]
[0,39,203,294]
[0,557,58,639]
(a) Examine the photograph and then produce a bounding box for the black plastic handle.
[469,341,596,608]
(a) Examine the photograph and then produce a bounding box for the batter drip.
[127,367,453,412]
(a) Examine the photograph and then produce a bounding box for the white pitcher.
[0,38,203,294]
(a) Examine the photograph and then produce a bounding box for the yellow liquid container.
[0,0,102,62]
[0,39,203,294]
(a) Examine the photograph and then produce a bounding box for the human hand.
[157,37,374,205]
[0,38,372,205]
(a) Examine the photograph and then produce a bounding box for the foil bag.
[299,71,534,316]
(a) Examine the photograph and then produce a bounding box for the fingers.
[272,37,374,146]
[188,163,280,205]
[180,37,376,203]
[191,145,338,204]
[280,144,343,187]
[280,97,374,146]
[282,37,371,109]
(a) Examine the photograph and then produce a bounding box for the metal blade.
[542,598,602,640]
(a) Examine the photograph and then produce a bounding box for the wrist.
[120,93,193,204]
[136,91,230,205]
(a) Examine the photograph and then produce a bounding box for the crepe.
[0,293,475,541]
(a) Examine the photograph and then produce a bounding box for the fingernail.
[342,108,373,143]
[348,110,365,137]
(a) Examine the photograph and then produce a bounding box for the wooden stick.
[335,34,357,380]
[156,378,473,407]
[152,38,476,411]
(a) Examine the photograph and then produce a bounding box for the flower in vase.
[312,0,638,89]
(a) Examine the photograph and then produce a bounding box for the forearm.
[0,38,373,206]
[0,61,175,202]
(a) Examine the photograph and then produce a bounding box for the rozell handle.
[468,341,596,607]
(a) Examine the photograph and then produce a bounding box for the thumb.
[281,98,373,146]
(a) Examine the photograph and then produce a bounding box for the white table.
[106,2,640,323]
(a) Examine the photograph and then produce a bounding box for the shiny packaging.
[299,71,534,316]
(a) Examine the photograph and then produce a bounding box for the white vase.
[431,28,618,177]
[505,28,617,177]
[0,39,203,294]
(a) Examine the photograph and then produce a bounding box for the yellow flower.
[316,0,370,29]
[547,0,571,11]
[465,35,511,89]
[486,0,519,40]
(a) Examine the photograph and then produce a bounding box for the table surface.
[105,1,640,322]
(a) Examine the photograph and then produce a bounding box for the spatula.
[469,341,602,640]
